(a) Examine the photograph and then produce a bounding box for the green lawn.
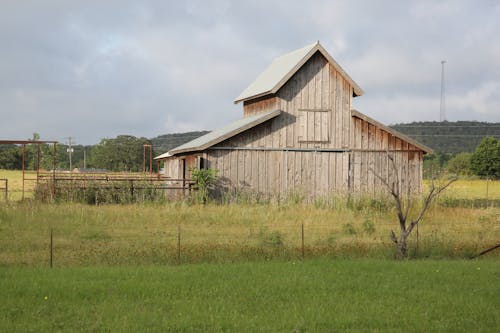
[1,259,498,332]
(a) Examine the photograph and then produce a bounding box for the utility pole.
[66,137,74,172]
[440,60,446,122]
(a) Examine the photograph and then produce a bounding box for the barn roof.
[154,109,281,159]
[351,110,434,154]
[234,41,363,104]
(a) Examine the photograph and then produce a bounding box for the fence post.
[301,223,305,260]
[50,227,53,268]
[177,224,181,264]
[416,223,419,256]
[486,178,489,200]
[4,179,7,202]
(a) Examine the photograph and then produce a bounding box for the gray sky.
[1,0,499,145]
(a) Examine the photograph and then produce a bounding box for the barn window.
[297,109,331,142]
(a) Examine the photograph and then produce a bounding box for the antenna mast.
[440,60,446,121]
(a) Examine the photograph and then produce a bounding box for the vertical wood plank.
[336,153,343,192]
[295,151,302,192]
[329,152,336,191]
[251,150,258,191]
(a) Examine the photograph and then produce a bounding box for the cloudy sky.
[1,0,499,145]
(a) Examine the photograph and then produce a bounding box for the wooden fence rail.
[36,173,196,199]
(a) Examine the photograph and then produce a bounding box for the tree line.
[424,137,499,179]
[0,134,155,172]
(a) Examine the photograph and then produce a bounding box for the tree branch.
[407,177,457,234]
[390,230,398,244]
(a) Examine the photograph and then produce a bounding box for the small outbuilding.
[155,42,432,197]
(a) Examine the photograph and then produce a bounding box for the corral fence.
[34,172,195,202]
[31,221,500,268]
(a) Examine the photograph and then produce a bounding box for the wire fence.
[23,221,500,268]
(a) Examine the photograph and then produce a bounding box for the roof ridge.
[234,42,362,104]
[273,42,317,61]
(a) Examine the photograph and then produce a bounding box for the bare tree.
[370,153,456,259]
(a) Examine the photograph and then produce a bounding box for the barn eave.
[351,109,434,154]
[154,109,281,160]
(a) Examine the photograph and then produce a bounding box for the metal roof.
[154,109,281,159]
[234,42,363,104]
[351,110,434,154]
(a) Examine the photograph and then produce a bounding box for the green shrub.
[447,153,472,176]
[190,168,219,204]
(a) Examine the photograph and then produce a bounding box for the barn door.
[181,158,187,189]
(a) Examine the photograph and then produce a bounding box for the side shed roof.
[351,109,434,154]
[154,109,281,159]
[234,42,363,104]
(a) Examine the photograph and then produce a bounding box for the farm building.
[155,42,432,197]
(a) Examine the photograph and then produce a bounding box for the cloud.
[0,0,499,145]
[448,81,500,117]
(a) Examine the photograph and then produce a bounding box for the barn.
[155,42,432,197]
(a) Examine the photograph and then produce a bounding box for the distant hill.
[390,121,500,153]
[151,131,210,154]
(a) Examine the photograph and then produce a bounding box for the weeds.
[1,174,498,265]
[362,218,376,235]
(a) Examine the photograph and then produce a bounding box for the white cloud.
[448,81,500,116]
[0,0,499,144]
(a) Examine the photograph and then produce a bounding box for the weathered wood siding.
[206,149,349,197]
[208,52,354,195]
[350,115,423,193]
[240,51,353,150]
[163,154,200,179]
[243,96,279,117]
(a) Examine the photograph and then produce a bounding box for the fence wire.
[22,221,500,267]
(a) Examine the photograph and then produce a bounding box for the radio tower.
[440,60,446,122]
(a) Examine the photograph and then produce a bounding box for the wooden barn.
[155,42,432,197]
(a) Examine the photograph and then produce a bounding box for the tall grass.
[0,199,497,266]
[1,169,498,265]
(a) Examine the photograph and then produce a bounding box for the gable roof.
[351,109,434,154]
[154,109,281,159]
[234,42,363,104]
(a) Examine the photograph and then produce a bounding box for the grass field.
[1,259,498,332]
[0,169,39,201]
[0,169,499,331]
[0,201,498,266]
[0,168,498,263]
